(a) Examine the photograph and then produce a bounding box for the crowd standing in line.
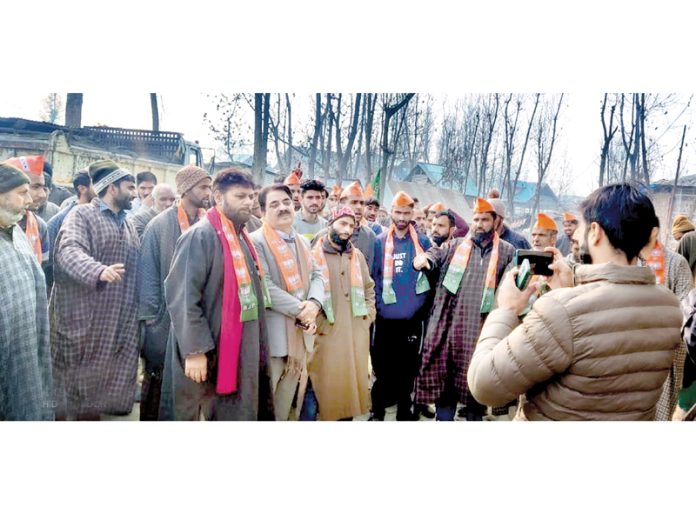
[2,155,696,421]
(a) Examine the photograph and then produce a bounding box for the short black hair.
[97,175,135,198]
[366,198,380,208]
[72,171,91,191]
[434,210,456,228]
[43,161,53,176]
[258,184,292,212]
[300,179,326,196]
[412,197,419,203]
[213,167,256,194]
[580,182,658,261]
[136,171,158,185]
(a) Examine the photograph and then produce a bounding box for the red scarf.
[207,207,266,395]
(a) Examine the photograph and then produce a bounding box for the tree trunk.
[364,94,376,182]
[308,94,322,178]
[339,93,362,180]
[285,94,293,171]
[640,93,650,184]
[150,93,159,132]
[252,93,264,183]
[65,93,83,128]
[666,125,688,244]
[378,94,415,201]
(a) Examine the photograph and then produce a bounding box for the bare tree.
[308,94,323,178]
[476,94,500,195]
[338,94,362,181]
[666,125,688,244]
[599,93,618,187]
[532,94,564,216]
[203,93,248,161]
[252,93,271,183]
[377,93,415,200]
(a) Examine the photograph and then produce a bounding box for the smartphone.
[516,258,533,290]
[514,250,554,276]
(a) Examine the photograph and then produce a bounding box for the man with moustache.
[468,184,682,421]
[370,192,432,421]
[161,168,274,421]
[429,210,456,248]
[326,185,342,214]
[293,179,328,241]
[365,198,384,236]
[487,198,531,250]
[413,198,515,421]
[0,163,54,420]
[50,159,140,420]
[138,166,212,420]
[250,184,324,420]
[308,206,376,420]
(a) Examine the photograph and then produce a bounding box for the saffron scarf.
[382,224,430,304]
[312,236,367,324]
[442,231,501,313]
[646,240,666,286]
[207,207,271,395]
[261,223,311,298]
[24,211,42,263]
[177,202,205,232]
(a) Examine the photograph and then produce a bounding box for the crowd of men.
[2,154,696,421]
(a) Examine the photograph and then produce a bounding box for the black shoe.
[415,404,436,419]
[396,410,420,421]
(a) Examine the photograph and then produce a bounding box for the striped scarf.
[382,223,430,304]
[24,211,42,263]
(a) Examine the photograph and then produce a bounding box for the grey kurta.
[50,198,140,418]
[159,217,274,421]
[138,206,186,369]
[129,206,158,240]
[0,225,53,420]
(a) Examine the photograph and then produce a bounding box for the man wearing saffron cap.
[4,156,51,270]
[161,167,274,421]
[313,180,377,270]
[556,212,578,256]
[413,197,515,421]
[327,184,342,213]
[284,167,303,212]
[308,206,376,420]
[138,165,212,420]
[370,191,432,421]
[0,162,54,420]
[50,159,140,420]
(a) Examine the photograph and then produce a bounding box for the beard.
[329,227,351,250]
[472,228,494,246]
[579,228,593,264]
[190,193,210,209]
[0,204,24,227]
[394,220,409,231]
[114,194,133,211]
[432,234,448,246]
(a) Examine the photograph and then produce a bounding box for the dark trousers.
[140,366,163,421]
[371,317,423,419]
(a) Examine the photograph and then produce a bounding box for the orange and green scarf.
[382,224,430,304]
[442,231,500,313]
[262,223,312,299]
[312,236,367,324]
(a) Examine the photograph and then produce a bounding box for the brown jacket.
[309,240,376,420]
[468,263,682,421]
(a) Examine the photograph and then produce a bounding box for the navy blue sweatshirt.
[372,229,432,320]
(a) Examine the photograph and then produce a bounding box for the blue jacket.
[372,229,432,320]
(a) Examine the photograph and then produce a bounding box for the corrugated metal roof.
[384,180,473,220]
[410,162,480,197]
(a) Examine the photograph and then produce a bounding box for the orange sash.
[646,240,666,286]
[261,223,311,298]
[177,202,205,233]
[24,211,42,263]
[382,223,429,304]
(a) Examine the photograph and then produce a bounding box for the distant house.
[650,174,696,242]
[384,180,473,220]
[506,180,561,216]
[210,154,278,185]
[405,162,480,200]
